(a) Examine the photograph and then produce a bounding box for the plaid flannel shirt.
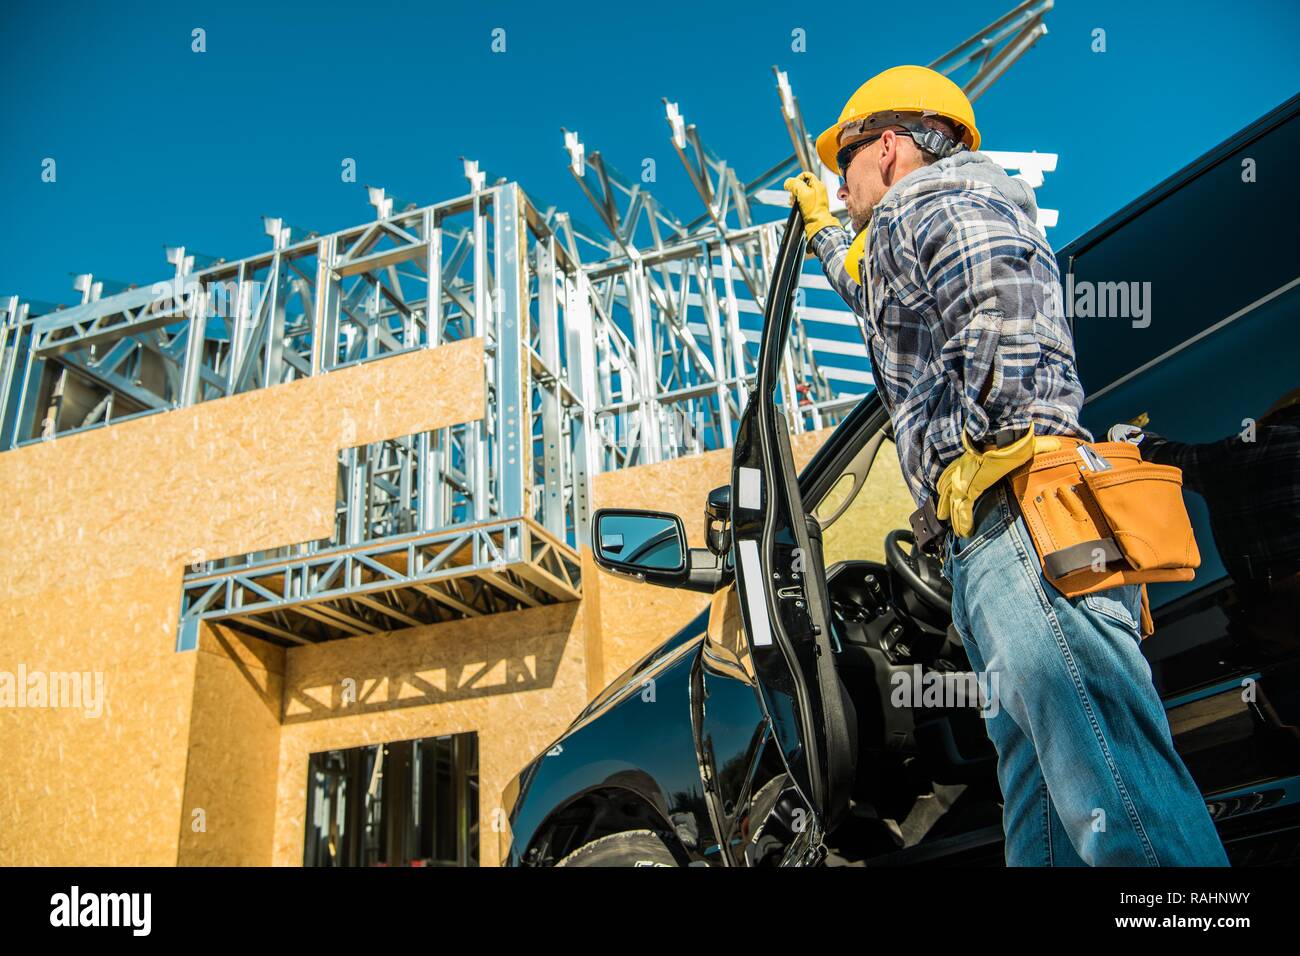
[810,156,1091,508]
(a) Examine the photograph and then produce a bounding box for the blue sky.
[2,0,1297,307]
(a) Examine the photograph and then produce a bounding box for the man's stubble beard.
[843,191,874,234]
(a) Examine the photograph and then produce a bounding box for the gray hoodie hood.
[873,149,1039,223]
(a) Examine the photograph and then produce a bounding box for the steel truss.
[178,517,580,648]
[0,2,1052,646]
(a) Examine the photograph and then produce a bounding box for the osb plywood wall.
[0,340,485,865]
[271,600,588,868]
[587,428,834,686]
[178,627,285,866]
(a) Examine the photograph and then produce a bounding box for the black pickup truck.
[498,94,1300,867]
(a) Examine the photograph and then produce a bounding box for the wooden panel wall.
[0,340,484,865]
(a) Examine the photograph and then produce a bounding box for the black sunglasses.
[835,131,886,176]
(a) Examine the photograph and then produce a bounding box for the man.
[785,65,1229,866]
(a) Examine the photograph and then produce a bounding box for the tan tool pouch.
[1079,462,1201,572]
[1007,438,1200,639]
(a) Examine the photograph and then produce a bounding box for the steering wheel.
[884,528,953,615]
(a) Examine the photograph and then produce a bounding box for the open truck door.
[729,207,857,851]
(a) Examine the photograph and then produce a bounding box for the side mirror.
[592,508,726,593]
[594,510,687,576]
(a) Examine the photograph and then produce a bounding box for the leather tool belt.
[912,435,1202,639]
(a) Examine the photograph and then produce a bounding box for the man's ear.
[878,129,898,180]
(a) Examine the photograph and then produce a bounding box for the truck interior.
[798,406,1014,864]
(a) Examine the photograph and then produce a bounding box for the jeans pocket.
[1083,584,1142,631]
[948,512,1011,566]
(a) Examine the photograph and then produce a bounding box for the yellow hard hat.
[815,65,980,172]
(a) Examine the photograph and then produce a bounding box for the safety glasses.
[835,130,885,177]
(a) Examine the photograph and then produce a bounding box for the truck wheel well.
[524,788,689,866]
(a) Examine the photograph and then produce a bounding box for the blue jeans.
[939,482,1230,866]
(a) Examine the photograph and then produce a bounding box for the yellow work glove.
[783,171,839,243]
[936,425,1061,537]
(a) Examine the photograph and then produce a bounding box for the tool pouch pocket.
[1026,475,1108,560]
[1079,462,1201,572]
[1010,439,1200,639]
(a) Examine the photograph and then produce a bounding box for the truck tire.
[554,829,681,867]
